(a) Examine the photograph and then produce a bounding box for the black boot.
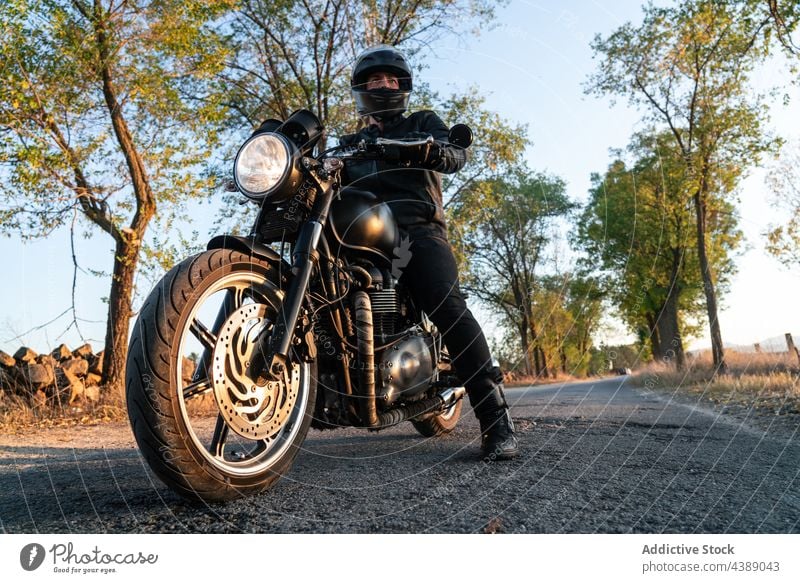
[467,375,519,461]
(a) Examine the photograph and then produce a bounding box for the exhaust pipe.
[353,284,464,429]
[353,291,378,427]
[373,386,465,430]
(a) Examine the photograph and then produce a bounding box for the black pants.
[399,231,498,398]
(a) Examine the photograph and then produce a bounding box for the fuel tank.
[327,188,400,265]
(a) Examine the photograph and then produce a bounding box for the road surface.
[1,376,798,533]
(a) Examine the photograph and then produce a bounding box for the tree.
[0,0,232,393]
[486,273,604,378]
[525,275,597,377]
[766,139,800,268]
[764,0,800,58]
[563,273,605,375]
[453,170,576,377]
[220,0,501,142]
[577,131,741,370]
[212,1,525,236]
[588,0,780,373]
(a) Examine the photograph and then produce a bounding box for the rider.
[339,44,518,461]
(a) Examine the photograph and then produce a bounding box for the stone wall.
[0,344,105,407]
[0,344,197,408]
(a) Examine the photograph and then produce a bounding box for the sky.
[2,0,799,355]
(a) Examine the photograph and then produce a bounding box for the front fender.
[207,235,290,273]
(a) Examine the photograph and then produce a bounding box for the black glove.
[384,133,443,168]
[403,131,433,140]
[362,124,381,143]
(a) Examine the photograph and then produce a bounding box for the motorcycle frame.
[206,162,369,426]
[210,147,455,430]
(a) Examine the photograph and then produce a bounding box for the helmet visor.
[352,88,410,119]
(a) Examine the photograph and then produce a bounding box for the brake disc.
[211,303,300,440]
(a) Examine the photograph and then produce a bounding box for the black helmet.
[351,44,412,120]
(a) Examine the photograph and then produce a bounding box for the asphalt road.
[1,376,798,533]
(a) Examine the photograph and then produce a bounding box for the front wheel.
[126,249,317,502]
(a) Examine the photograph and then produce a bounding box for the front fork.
[248,166,336,384]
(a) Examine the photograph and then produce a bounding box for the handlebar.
[324,136,437,162]
[319,124,471,164]
[374,136,435,147]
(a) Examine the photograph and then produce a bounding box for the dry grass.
[687,349,800,376]
[0,387,128,435]
[505,371,581,387]
[632,350,800,417]
[0,383,226,435]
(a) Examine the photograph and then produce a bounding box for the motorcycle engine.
[366,267,402,339]
[377,332,435,405]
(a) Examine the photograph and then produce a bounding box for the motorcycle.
[125,109,474,502]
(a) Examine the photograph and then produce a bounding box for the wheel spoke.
[209,414,229,458]
[241,440,268,460]
[228,439,269,462]
[233,284,248,309]
[190,318,217,352]
[183,377,212,400]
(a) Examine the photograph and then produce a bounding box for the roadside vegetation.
[0,387,126,435]
[632,350,800,423]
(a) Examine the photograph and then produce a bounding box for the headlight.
[234,133,297,201]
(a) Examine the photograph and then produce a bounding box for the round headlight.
[234,133,292,200]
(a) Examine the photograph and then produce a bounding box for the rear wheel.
[126,249,316,502]
[411,398,463,437]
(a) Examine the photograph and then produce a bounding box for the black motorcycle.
[125,109,474,502]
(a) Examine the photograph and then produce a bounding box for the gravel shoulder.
[629,378,800,440]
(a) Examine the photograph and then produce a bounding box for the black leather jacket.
[339,110,467,238]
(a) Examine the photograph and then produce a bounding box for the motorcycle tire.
[126,248,317,502]
[410,398,463,437]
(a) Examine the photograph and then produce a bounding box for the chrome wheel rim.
[175,270,310,476]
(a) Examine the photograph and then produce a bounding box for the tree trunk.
[518,319,533,376]
[537,345,550,378]
[694,191,727,373]
[533,346,544,377]
[530,321,546,377]
[646,313,663,361]
[656,294,686,371]
[102,238,140,395]
[655,248,687,370]
[94,8,156,394]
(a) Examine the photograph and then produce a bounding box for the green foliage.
[487,271,605,378]
[422,86,529,185]
[578,131,740,337]
[587,0,777,173]
[425,85,530,270]
[563,273,606,375]
[435,87,529,208]
[531,274,604,377]
[454,169,574,286]
[453,169,602,376]
[766,138,800,267]
[0,0,232,245]
[219,0,503,136]
[587,343,641,375]
[587,0,784,368]
[759,0,800,61]
[0,0,235,389]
